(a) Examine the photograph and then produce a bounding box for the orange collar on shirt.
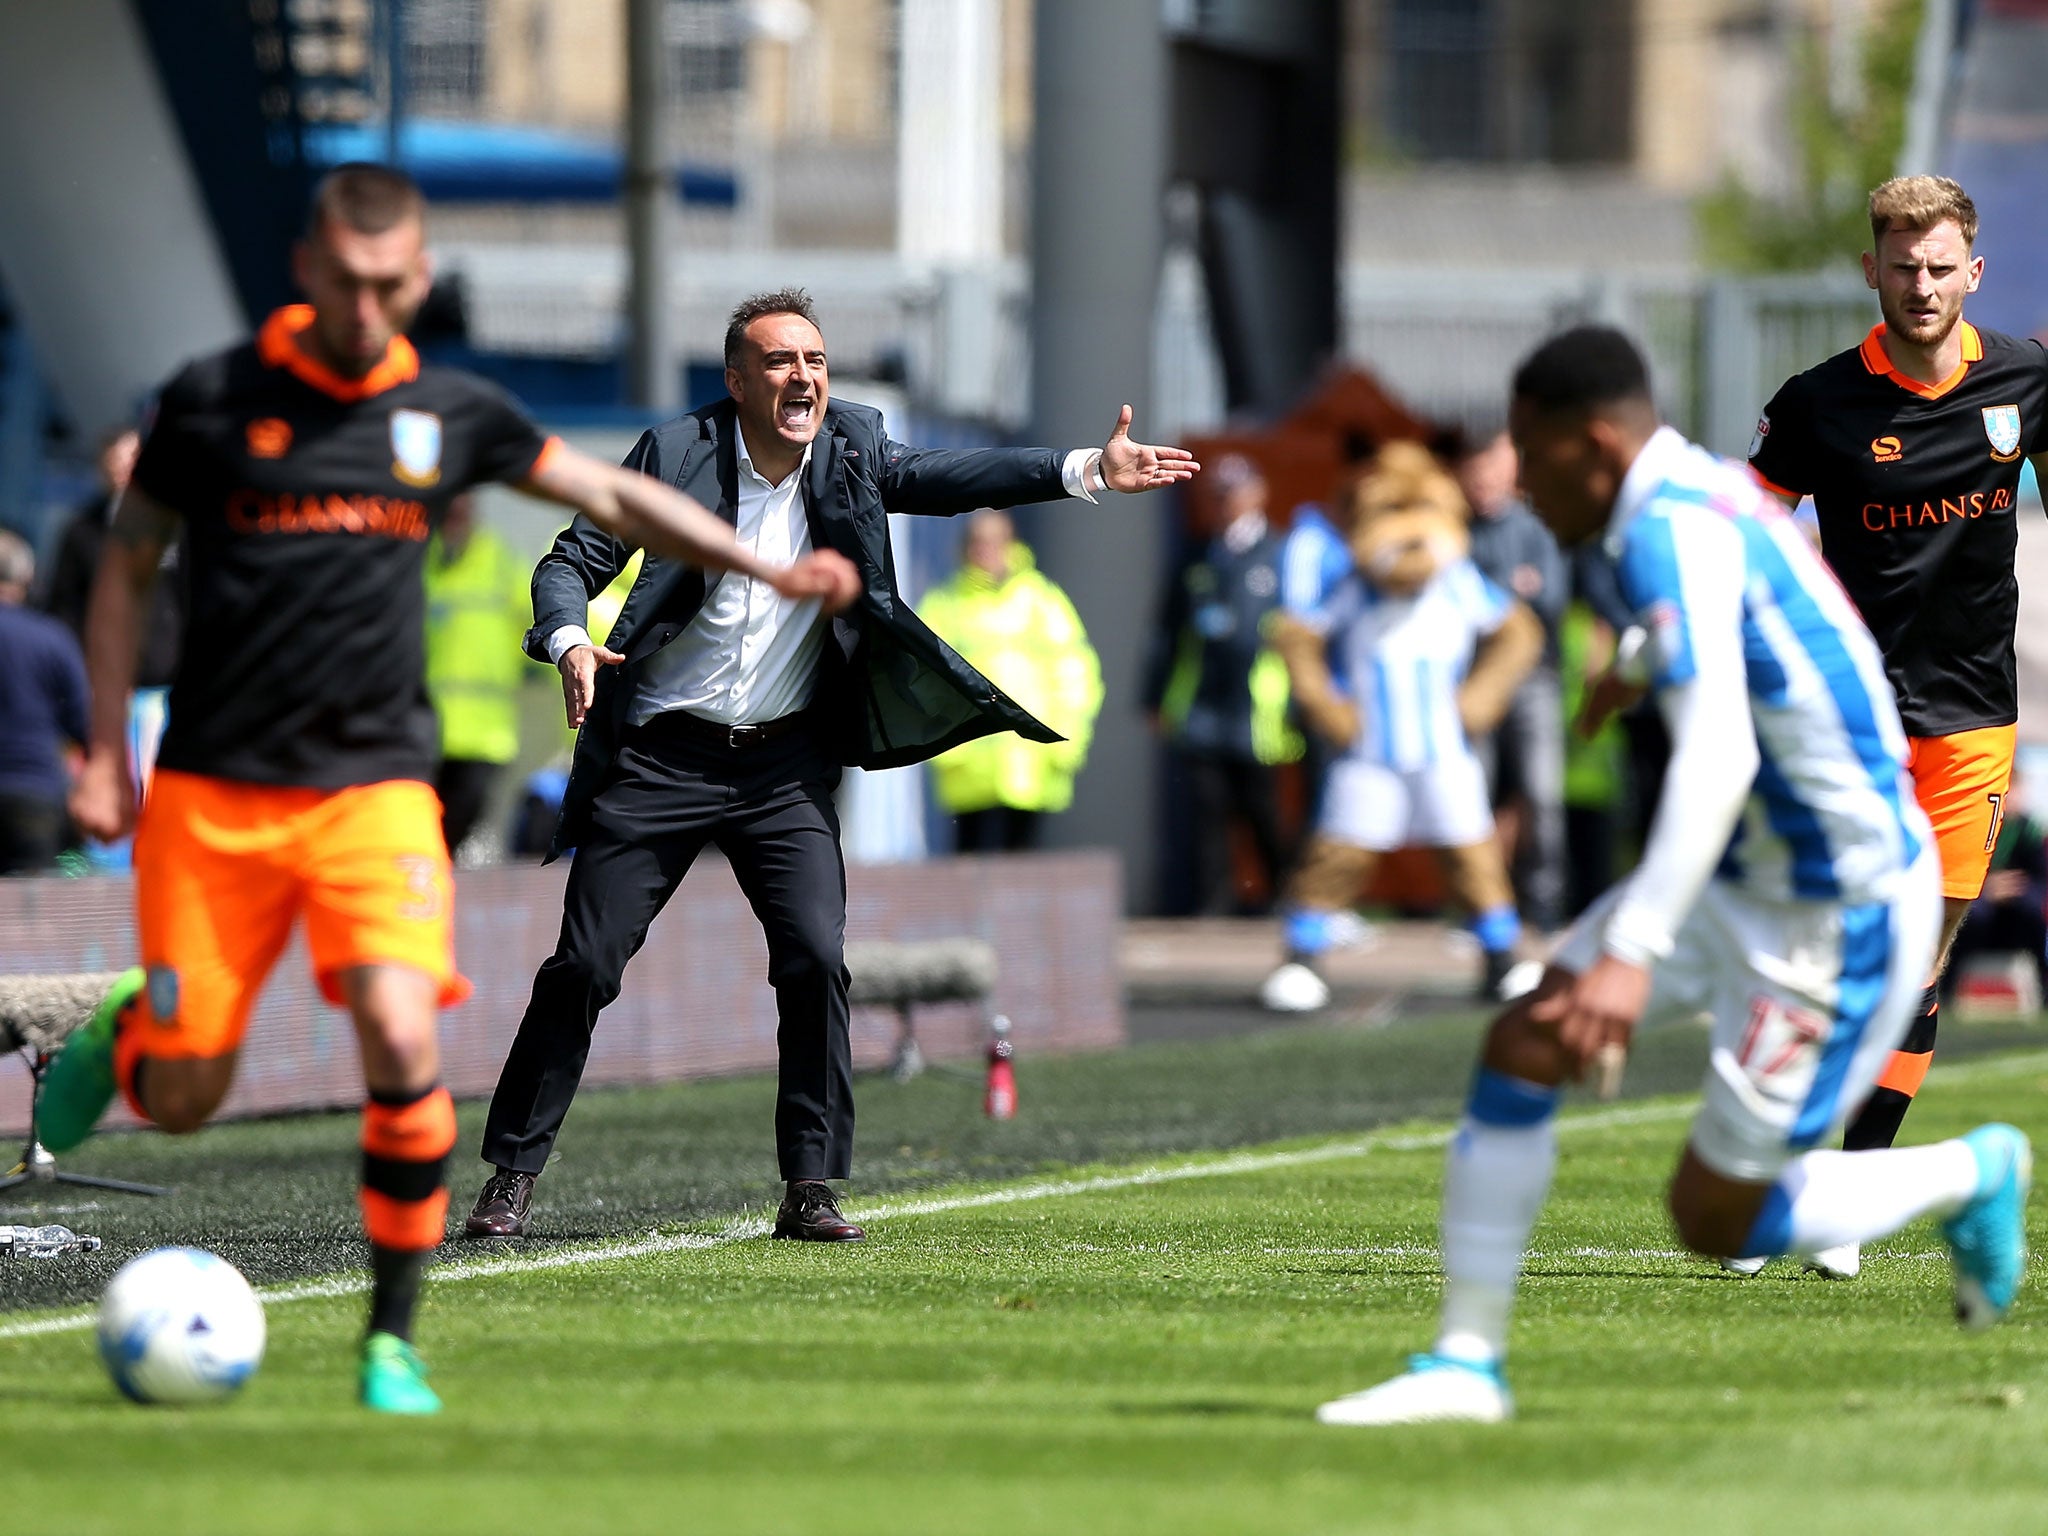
[1858,321,1982,401]
[256,305,420,401]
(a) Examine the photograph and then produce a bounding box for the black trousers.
[479,715,852,1181]
[953,807,1042,853]
[1939,897,2048,1006]
[1186,753,1284,916]
[0,792,65,875]
[435,757,501,855]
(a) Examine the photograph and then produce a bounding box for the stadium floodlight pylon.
[0,974,167,1200]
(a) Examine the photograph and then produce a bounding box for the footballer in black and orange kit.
[37,164,860,1413]
[1748,176,2048,1262]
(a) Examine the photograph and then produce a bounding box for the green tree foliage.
[1698,0,1924,271]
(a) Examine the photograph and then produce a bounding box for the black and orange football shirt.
[1749,322,2048,737]
[132,305,559,789]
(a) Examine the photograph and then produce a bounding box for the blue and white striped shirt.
[1599,427,1926,962]
[1311,559,1513,773]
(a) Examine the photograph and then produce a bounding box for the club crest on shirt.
[390,409,443,487]
[1748,413,1769,459]
[1983,404,2023,463]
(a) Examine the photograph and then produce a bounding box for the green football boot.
[359,1332,442,1415]
[37,967,145,1153]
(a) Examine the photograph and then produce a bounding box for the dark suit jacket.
[528,397,1076,859]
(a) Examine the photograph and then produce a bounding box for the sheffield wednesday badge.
[1982,404,2022,463]
[390,409,444,487]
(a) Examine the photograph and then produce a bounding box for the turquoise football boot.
[1943,1123,2032,1330]
[359,1332,442,1415]
[37,967,145,1153]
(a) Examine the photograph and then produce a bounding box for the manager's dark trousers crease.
[479,718,854,1181]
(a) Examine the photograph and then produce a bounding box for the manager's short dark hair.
[307,163,426,240]
[1511,326,1652,416]
[725,288,821,367]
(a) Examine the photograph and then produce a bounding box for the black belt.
[642,708,816,751]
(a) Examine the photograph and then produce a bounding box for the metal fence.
[1340,267,1876,457]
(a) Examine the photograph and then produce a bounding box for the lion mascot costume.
[1262,442,1544,1011]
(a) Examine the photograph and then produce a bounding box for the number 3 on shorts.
[1986,792,2005,853]
[395,856,446,921]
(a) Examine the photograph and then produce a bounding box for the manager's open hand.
[1099,405,1200,493]
[773,549,862,615]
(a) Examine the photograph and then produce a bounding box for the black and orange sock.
[360,1083,456,1342]
[1843,985,1938,1153]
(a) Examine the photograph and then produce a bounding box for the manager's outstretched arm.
[878,405,1200,516]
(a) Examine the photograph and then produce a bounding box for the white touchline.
[5,1048,2045,1345]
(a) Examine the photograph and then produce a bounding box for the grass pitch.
[3,1014,2046,1534]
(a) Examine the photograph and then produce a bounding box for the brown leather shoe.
[463,1168,536,1237]
[772,1180,865,1242]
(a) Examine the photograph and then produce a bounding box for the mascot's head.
[1343,441,1469,596]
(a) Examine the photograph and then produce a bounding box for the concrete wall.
[0,852,1125,1136]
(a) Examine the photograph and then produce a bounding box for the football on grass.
[96,1247,266,1404]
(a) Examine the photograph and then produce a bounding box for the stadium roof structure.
[1945,0,2048,341]
[303,121,739,208]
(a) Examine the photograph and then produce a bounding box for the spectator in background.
[1456,424,1569,931]
[918,508,1103,852]
[41,427,140,639]
[1146,454,1300,914]
[1939,769,2048,1008]
[42,426,184,795]
[425,491,540,855]
[0,533,89,873]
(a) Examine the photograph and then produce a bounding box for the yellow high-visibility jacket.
[917,543,1103,814]
[425,527,538,766]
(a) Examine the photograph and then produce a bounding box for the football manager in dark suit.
[466,288,1197,1240]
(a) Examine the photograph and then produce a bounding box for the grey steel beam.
[625,0,675,413]
[1028,0,1169,905]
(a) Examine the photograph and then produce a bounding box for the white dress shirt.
[547,435,1109,728]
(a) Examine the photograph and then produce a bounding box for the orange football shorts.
[1905,724,2017,902]
[129,769,470,1062]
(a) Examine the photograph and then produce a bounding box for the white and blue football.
[96,1247,266,1404]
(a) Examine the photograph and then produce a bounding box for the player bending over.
[37,164,859,1415]
[1318,326,2029,1428]
[1745,176,2048,1279]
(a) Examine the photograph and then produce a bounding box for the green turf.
[5,1003,2040,1311]
[3,1036,2046,1534]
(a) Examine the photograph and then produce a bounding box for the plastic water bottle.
[983,1016,1016,1121]
[0,1224,101,1259]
